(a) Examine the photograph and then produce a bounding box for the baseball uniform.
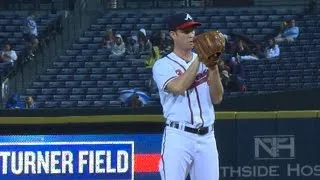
[153,52,220,180]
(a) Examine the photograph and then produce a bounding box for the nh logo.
[185,13,193,20]
[254,135,295,160]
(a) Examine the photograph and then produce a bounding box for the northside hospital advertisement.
[0,129,320,180]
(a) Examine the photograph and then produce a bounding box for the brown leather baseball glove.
[193,30,226,69]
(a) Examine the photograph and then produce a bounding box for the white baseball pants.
[159,126,220,180]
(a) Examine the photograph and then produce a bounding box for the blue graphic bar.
[0,141,134,180]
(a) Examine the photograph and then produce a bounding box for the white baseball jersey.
[153,52,215,128]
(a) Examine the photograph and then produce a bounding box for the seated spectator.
[145,31,163,69]
[101,29,114,51]
[218,60,230,90]
[6,93,24,109]
[158,31,172,54]
[264,38,280,59]
[126,35,139,55]
[110,34,126,58]
[227,57,247,92]
[25,96,36,109]
[231,33,263,58]
[275,19,299,43]
[0,41,17,67]
[232,39,259,61]
[22,11,39,58]
[127,94,143,108]
[138,28,152,54]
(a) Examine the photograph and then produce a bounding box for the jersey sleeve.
[152,59,178,91]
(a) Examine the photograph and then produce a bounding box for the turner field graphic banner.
[0,135,161,180]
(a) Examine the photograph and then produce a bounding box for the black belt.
[166,122,212,135]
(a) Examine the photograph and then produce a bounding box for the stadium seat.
[126,17,139,24]
[87,88,101,94]
[102,87,117,94]
[36,95,52,102]
[121,67,136,73]
[81,81,97,87]
[60,68,75,75]
[69,95,85,101]
[76,68,91,74]
[85,62,99,68]
[93,101,108,107]
[77,100,93,107]
[121,73,136,80]
[106,74,122,80]
[104,67,119,74]
[42,88,56,95]
[44,101,60,108]
[72,44,87,50]
[32,82,48,88]
[57,75,73,81]
[102,94,116,101]
[73,75,88,81]
[48,81,64,88]
[113,80,128,87]
[56,88,71,95]
[65,81,80,87]
[60,101,77,108]
[86,95,101,101]
[97,81,113,87]
[109,100,122,107]
[26,88,41,95]
[39,75,56,81]
[53,62,67,68]
[91,68,105,74]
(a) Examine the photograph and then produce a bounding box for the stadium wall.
[0,111,319,179]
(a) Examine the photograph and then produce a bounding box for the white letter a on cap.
[185,13,193,20]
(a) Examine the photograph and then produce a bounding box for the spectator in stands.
[144,31,164,93]
[101,29,114,52]
[232,39,259,61]
[275,19,299,43]
[0,41,18,67]
[138,28,152,54]
[126,35,139,55]
[227,57,247,92]
[231,33,264,58]
[158,31,172,54]
[128,93,143,108]
[25,96,36,109]
[264,38,280,59]
[145,31,162,69]
[5,93,24,109]
[218,60,230,90]
[110,34,126,58]
[22,11,39,58]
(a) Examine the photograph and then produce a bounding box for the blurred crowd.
[2,1,311,109]
[6,93,36,109]
[218,18,300,92]
[0,11,63,75]
[1,10,63,109]
[103,15,300,95]
[100,28,172,60]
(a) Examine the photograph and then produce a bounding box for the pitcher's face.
[170,27,196,51]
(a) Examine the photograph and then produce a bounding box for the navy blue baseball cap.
[168,12,201,31]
